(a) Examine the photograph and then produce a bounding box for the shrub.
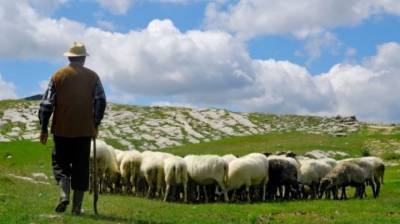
[360,148,371,157]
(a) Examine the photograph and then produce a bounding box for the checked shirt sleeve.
[93,78,107,128]
[38,79,56,133]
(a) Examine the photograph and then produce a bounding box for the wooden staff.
[93,138,99,215]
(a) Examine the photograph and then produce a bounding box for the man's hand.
[40,132,48,145]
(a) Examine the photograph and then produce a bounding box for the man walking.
[38,42,106,215]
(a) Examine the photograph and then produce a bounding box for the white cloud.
[318,42,400,122]
[0,74,17,99]
[205,0,400,61]
[28,0,69,15]
[1,0,400,122]
[205,0,400,39]
[96,0,134,15]
[239,59,337,115]
[38,80,49,92]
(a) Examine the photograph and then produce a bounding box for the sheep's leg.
[375,180,381,197]
[196,185,201,201]
[283,185,290,200]
[278,186,283,199]
[262,183,266,201]
[370,180,376,198]
[246,185,251,202]
[135,176,141,196]
[310,184,316,200]
[203,186,209,203]
[156,182,162,198]
[183,183,188,203]
[163,184,170,202]
[333,187,338,200]
[360,184,365,199]
[232,190,237,202]
[146,181,153,198]
[341,186,347,200]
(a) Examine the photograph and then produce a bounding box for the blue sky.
[0,0,400,122]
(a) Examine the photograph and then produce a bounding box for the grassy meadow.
[0,128,400,223]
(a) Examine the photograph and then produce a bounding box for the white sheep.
[90,140,119,193]
[163,155,188,202]
[140,151,174,198]
[120,150,143,194]
[225,153,269,202]
[360,156,385,197]
[222,154,237,164]
[318,157,337,169]
[184,155,229,202]
[298,159,332,198]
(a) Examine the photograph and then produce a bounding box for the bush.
[360,148,371,157]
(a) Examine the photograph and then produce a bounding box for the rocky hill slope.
[0,100,362,151]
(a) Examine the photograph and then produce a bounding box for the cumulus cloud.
[205,0,400,39]
[0,74,17,99]
[239,59,337,115]
[318,42,400,122]
[1,0,400,122]
[204,0,400,61]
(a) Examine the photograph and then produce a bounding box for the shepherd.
[38,42,107,215]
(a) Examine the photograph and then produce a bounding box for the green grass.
[1,130,400,223]
[162,131,369,157]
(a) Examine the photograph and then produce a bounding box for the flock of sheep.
[90,140,385,203]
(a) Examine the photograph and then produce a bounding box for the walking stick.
[92,137,99,215]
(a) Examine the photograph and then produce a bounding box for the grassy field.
[0,129,400,223]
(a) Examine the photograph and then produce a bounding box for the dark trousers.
[52,136,91,191]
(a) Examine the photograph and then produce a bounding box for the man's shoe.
[71,190,84,215]
[55,177,70,213]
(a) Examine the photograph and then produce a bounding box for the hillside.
[1,100,400,223]
[0,100,362,151]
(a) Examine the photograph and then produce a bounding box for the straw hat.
[63,42,89,57]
